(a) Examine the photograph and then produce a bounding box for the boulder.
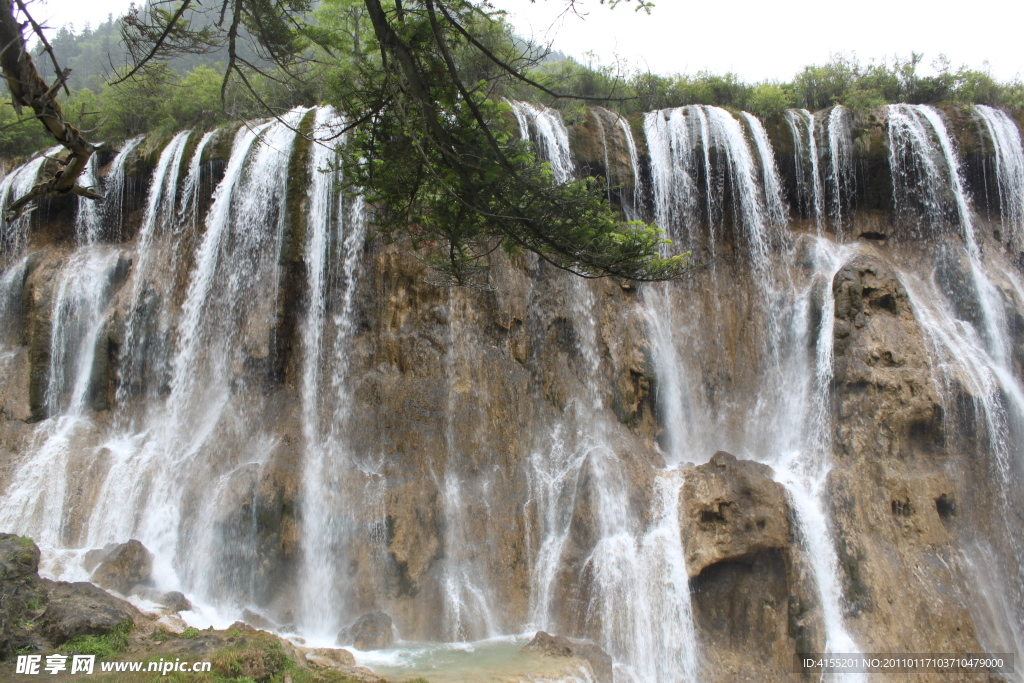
[680,451,790,578]
[0,533,48,659]
[336,611,393,651]
[129,585,192,613]
[305,647,356,669]
[522,631,613,683]
[82,543,118,572]
[41,580,141,644]
[159,591,192,613]
[240,608,277,631]
[90,539,153,595]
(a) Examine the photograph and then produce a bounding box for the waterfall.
[298,108,372,640]
[825,105,856,233]
[0,257,27,350]
[619,116,643,220]
[508,100,575,183]
[0,146,61,260]
[139,109,309,604]
[644,105,775,272]
[114,130,192,415]
[767,239,864,667]
[644,104,868,677]
[102,136,144,237]
[75,155,101,243]
[178,130,217,233]
[1,96,1023,682]
[974,104,1024,244]
[0,109,315,612]
[440,293,501,642]
[785,108,825,228]
[742,111,787,228]
[0,135,145,544]
[515,110,701,682]
[887,102,1024,665]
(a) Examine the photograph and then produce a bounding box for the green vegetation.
[82,627,391,683]
[180,626,201,639]
[533,52,1024,119]
[6,0,1022,283]
[59,622,132,658]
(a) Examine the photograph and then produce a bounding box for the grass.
[59,622,132,659]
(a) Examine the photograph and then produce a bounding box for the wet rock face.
[679,454,797,681]
[825,249,1003,659]
[337,611,393,651]
[831,255,944,462]
[680,451,790,578]
[90,539,154,595]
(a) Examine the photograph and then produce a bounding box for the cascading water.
[0,95,1022,683]
[114,130,191,416]
[508,100,575,183]
[825,105,856,232]
[974,104,1024,242]
[742,111,788,229]
[515,105,701,683]
[644,105,776,272]
[644,104,867,679]
[178,130,217,233]
[619,115,643,220]
[0,146,60,260]
[126,109,309,605]
[785,108,825,228]
[0,138,142,546]
[100,136,144,238]
[887,102,1024,666]
[0,109,319,612]
[438,290,501,642]
[297,108,373,640]
[764,239,865,668]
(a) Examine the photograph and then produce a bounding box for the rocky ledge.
[0,533,386,682]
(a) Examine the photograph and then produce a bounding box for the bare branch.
[0,0,101,219]
[112,0,194,84]
[13,0,69,95]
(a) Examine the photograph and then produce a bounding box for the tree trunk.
[0,0,101,220]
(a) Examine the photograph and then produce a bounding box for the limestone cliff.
[0,102,1022,682]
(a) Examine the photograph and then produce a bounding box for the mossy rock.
[280,109,317,266]
[203,124,246,166]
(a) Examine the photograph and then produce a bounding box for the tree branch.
[111,0,194,85]
[0,0,99,219]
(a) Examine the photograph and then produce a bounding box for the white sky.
[29,0,1024,83]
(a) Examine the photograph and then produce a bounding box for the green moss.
[177,129,206,188]
[27,285,53,422]
[180,627,201,639]
[59,622,132,658]
[204,124,243,166]
[14,535,36,549]
[280,108,317,265]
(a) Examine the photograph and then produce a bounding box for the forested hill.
[35,7,270,91]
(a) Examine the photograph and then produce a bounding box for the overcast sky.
[29,0,1024,83]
